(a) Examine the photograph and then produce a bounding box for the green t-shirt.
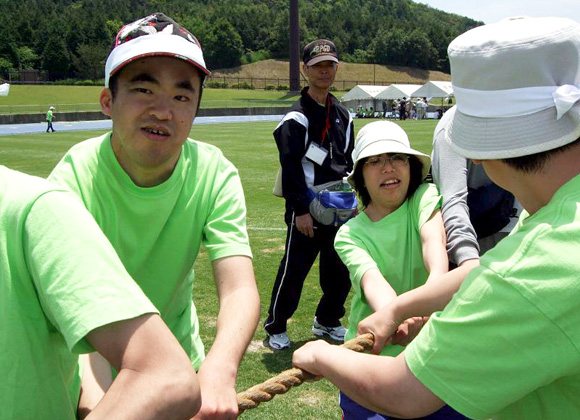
[335,183,441,357]
[48,133,252,369]
[46,109,53,122]
[0,166,157,419]
[406,174,580,419]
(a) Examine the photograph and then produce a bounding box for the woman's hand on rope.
[357,306,402,354]
[358,306,429,354]
[237,335,374,412]
[291,340,330,379]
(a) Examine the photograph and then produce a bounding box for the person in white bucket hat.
[331,121,466,419]
[294,16,580,420]
[48,13,259,419]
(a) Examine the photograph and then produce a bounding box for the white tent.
[412,81,453,99]
[341,85,390,116]
[375,84,421,100]
[341,85,388,101]
[0,83,9,96]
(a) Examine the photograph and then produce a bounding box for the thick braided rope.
[236,333,374,412]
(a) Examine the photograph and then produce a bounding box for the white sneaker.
[266,332,291,350]
[312,317,346,342]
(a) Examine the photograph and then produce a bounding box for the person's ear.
[100,88,113,117]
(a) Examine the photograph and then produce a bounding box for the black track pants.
[264,212,351,335]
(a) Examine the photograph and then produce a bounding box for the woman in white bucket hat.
[330,121,464,419]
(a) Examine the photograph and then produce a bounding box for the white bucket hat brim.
[446,16,580,159]
[447,104,580,159]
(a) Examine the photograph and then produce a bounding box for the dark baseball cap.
[302,39,339,66]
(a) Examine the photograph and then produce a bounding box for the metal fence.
[3,69,427,91]
[5,70,49,83]
[206,76,420,92]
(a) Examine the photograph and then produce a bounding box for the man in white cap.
[293,16,580,419]
[48,13,260,418]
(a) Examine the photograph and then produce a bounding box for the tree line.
[0,0,481,82]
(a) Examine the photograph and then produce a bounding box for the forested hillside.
[0,0,481,81]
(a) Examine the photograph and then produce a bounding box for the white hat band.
[453,84,580,120]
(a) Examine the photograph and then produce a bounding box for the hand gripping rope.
[236,333,375,413]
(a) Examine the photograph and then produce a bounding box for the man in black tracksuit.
[264,39,354,350]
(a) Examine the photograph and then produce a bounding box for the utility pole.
[289,0,300,93]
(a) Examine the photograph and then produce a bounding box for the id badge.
[305,143,329,166]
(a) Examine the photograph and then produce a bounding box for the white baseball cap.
[104,13,210,87]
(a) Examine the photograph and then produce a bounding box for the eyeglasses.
[364,154,409,168]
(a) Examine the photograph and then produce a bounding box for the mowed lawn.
[0,118,438,419]
[0,85,303,114]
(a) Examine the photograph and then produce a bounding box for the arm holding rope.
[237,334,374,412]
[195,256,260,419]
[85,314,200,419]
[357,260,478,354]
[360,268,397,312]
[292,343,445,418]
[357,210,470,354]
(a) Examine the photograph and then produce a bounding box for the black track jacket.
[274,87,354,216]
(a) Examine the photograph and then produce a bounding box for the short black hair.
[502,137,580,173]
[351,155,424,208]
[109,72,120,100]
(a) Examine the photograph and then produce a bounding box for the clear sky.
[412,0,580,24]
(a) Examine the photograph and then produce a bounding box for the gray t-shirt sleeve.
[431,125,479,266]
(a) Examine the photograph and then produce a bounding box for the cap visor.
[305,55,339,66]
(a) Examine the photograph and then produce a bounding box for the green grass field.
[0,85,303,114]
[0,118,438,419]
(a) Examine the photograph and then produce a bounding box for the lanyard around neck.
[320,94,331,144]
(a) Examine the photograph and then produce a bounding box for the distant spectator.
[46,106,55,133]
[417,98,427,120]
[406,100,414,120]
[398,97,407,120]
